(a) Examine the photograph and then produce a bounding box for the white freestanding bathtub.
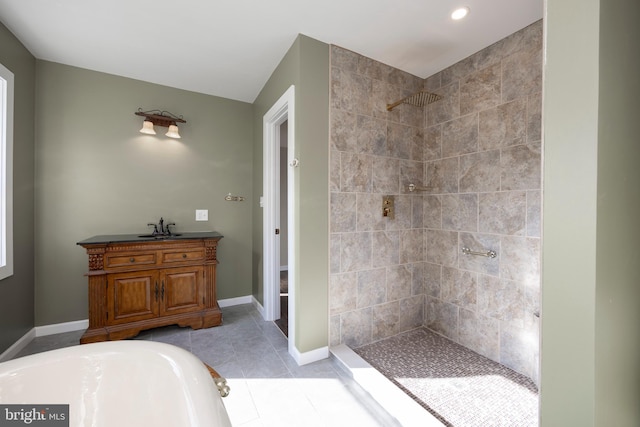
[0,341,232,427]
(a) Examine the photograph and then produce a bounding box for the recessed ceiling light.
[451,6,470,20]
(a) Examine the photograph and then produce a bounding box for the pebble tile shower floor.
[354,328,539,427]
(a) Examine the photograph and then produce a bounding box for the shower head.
[386,90,443,111]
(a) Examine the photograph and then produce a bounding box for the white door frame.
[263,85,296,350]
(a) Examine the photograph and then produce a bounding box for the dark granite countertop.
[77,231,223,246]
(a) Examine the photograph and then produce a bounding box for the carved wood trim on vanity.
[78,233,223,344]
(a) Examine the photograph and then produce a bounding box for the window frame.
[0,62,14,280]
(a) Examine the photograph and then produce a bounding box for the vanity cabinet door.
[159,266,205,316]
[107,270,159,325]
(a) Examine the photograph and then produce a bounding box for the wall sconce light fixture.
[135,108,186,139]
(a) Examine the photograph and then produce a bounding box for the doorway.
[263,86,296,352]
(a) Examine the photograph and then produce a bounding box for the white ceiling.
[0,0,542,103]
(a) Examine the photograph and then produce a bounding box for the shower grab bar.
[462,247,497,258]
[408,183,433,192]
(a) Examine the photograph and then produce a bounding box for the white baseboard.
[251,296,265,317]
[291,344,329,366]
[218,295,253,307]
[36,319,88,337]
[0,328,36,362]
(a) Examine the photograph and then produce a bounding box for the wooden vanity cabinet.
[78,234,222,343]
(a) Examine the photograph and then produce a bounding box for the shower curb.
[330,344,445,427]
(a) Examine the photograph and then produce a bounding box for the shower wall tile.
[441,55,477,87]
[478,98,527,150]
[385,195,412,231]
[330,315,341,347]
[340,232,372,272]
[499,322,534,379]
[500,143,541,191]
[459,309,500,360]
[460,63,502,115]
[387,264,412,301]
[329,22,542,383]
[357,115,387,155]
[330,272,357,315]
[411,262,426,296]
[400,160,424,194]
[426,229,458,267]
[478,191,526,235]
[330,234,341,274]
[423,195,442,229]
[331,192,357,232]
[427,81,460,127]
[424,263,442,298]
[387,122,420,160]
[331,45,358,72]
[356,193,385,232]
[424,72,442,91]
[425,296,458,341]
[477,275,525,326]
[341,308,372,348]
[400,295,425,331]
[502,48,543,103]
[371,231,400,267]
[341,152,372,192]
[418,21,542,381]
[330,44,427,350]
[400,229,425,264]
[330,151,341,192]
[411,196,424,229]
[426,157,459,194]
[372,301,402,341]
[371,156,400,194]
[442,113,479,158]
[459,149,501,193]
[441,267,477,311]
[357,268,386,308]
[331,109,358,152]
[500,236,540,285]
[441,193,478,232]
[526,93,542,143]
[425,124,442,161]
[526,190,541,237]
[458,232,500,277]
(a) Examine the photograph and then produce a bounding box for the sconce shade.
[135,108,186,139]
[165,124,181,139]
[140,119,156,135]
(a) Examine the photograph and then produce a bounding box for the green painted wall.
[542,0,640,425]
[252,35,329,353]
[594,0,640,425]
[0,22,36,354]
[34,61,253,325]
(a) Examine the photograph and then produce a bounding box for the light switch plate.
[195,209,208,221]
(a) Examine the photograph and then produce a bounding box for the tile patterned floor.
[12,304,388,427]
[355,328,539,427]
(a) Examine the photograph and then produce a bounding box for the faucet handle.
[147,223,159,234]
[166,222,176,235]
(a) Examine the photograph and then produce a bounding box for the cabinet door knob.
[182,253,187,259]
[129,257,135,263]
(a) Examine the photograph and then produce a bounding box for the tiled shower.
[329,21,542,382]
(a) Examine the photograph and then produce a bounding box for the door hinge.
[275,228,280,235]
